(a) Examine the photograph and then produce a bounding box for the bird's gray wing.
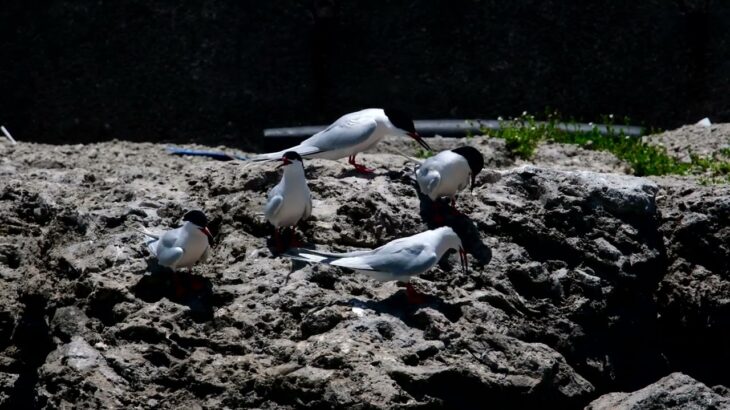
[302,117,377,152]
[426,173,441,196]
[157,246,184,267]
[264,194,284,221]
[156,230,185,267]
[332,243,437,276]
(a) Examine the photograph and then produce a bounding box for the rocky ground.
[0,125,728,409]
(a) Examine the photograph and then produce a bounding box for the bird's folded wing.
[426,173,441,194]
[264,195,284,221]
[159,230,180,248]
[304,119,377,152]
[157,246,184,267]
[336,244,434,275]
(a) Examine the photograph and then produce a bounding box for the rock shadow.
[133,260,214,322]
[335,167,379,179]
[344,287,464,326]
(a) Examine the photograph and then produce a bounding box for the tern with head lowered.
[284,226,467,302]
[250,108,431,173]
[417,146,485,200]
[403,146,484,219]
[140,210,215,271]
[264,151,312,251]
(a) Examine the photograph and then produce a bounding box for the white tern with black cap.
[284,226,468,299]
[415,146,485,203]
[140,210,215,270]
[250,108,431,173]
[264,151,312,248]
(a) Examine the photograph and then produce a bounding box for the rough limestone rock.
[0,130,728,408]
[586,372,730,410]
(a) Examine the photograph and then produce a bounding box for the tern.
[284,226,467,302]
[416,146,484,204]
[264,151,312,251]
[250,108,431,173]
[140,210,215,270]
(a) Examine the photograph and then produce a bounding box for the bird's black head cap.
[452,146,485,188]
[283,151,303,162]
[384,108,416,134]
[183,210,208,227]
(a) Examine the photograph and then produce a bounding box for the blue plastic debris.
[166,147,248,161]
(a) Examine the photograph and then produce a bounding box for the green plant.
[492,113,543,158]
[415,148,434,159]
[483,112,730,181]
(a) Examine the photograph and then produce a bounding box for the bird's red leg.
[273,228,285,253]
[449,197,463,216]
[405,283,426,304]
[289,226,302,247]
[348,154,374,174]
[432,201,445,225]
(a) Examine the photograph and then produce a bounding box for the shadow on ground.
[133,261,214,322]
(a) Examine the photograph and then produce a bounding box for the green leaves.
[483,113,730,182]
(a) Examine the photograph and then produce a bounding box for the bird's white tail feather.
[134,227,159,240]
[397,152,423,165]
[288,247,371,258]
[146,239,159,257]
[283,250,333,264]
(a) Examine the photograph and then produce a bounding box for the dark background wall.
[1,0,728,149]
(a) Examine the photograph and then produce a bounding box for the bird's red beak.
[200,227,215,246]
[408,131,432,151]
[459,247,468,274]
[276,157,292,169]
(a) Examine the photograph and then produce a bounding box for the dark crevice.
[389,367,584,410]
[132,267,215,323]
[1,295,56,410]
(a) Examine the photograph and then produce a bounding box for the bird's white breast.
[267,169,311,228]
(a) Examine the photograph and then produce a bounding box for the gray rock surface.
[644,123,730,163]
[586,372,730,410]
[0,130,728,408]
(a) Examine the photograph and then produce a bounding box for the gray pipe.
[263,119,645,139]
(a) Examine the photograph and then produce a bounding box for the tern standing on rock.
[141,210,215,270]
[264,151,312,251]
[250,108,432,173]
[284,226,467,303]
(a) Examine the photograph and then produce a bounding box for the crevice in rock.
[86,288,127,326]
[1,295,56,410]
[389,368,582,410]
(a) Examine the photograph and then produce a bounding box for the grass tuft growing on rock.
[484,113,730,181]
